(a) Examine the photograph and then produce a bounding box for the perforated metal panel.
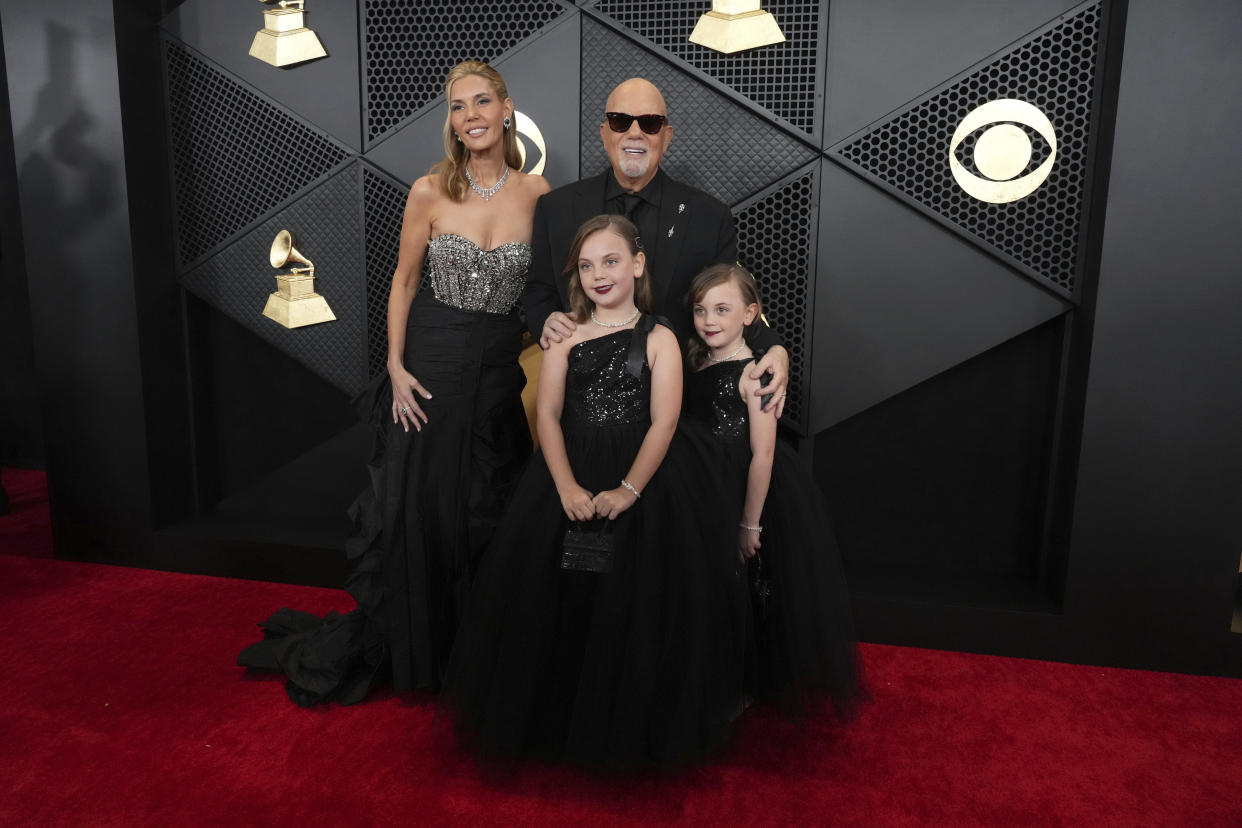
[363,0,566,146]
[362,166,408,377]
[592,0,823,137]
[579,18,817,205]
[163,39,351,269]
[735,166,818,428]
[829,2,1103,299]
[360,166,441,379]
[180,164,368,395]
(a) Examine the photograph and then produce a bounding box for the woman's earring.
[455,133,462,142]
[503,116,512,129]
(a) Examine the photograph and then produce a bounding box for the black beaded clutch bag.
[561,520,614,574]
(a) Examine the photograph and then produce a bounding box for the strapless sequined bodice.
[686,360,749,441]
[427,233,531,314]
[565,329,650,428]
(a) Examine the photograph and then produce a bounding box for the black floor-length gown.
[239,233,533,704]
[684,358,864,718]
[442,320,749,770]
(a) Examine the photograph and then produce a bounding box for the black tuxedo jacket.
[523,168,779,350]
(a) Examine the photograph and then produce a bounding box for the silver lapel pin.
[678,203,685,214]
[667,226,675,238]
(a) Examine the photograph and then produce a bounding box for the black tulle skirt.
[440,420,749,771]
[238,293,531,703]
[711,430,865,719]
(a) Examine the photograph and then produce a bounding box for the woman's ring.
[400,406,411,414]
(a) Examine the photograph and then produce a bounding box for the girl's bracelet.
[620,479,641,499]
[739,522,762,533]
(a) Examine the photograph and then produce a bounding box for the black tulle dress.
[684,359,863,718]
[441,321,749,771]
[238,234,533,704]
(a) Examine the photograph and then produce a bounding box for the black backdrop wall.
[0,14,42,470]
[2,0,1239,675]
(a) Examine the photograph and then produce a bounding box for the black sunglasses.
[605,112,668,135]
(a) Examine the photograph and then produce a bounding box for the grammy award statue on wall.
[689,0,785,54]
[250,0,327,68]
[262,230,336,328]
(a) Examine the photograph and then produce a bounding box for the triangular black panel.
[827,1,1104,300]
[580,18,818,206]
[163,39,352,269]
[181,163,368,396]
[734,163,820,433]
[160,0,362,151]
[823,0,1089,146]
[809,161,1070,432]
[362,0,568,148]
[592,0,823,139]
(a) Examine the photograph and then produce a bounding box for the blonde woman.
[240,61,549,705]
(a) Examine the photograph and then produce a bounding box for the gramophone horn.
[269,229,314,272]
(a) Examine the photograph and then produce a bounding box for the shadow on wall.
[12,19,119,453]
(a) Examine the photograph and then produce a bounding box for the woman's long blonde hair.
[685,263,764,370]
[430,61,524,202]
[563,215,654,323]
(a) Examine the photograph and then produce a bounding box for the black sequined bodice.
[685,360,749,441]
[565,330,649,428]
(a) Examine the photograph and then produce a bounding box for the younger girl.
[684,263,863,717]
[442,216,746,770]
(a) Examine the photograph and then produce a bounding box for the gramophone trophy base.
[276,271,316,300]
[250,9,327,67]
[689,7,786,54]
[263,292,337,329]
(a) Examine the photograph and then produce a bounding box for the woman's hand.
[738,524,761,563]
[389,363,433,432]
[560,485,596,522]
[592,486,638,520]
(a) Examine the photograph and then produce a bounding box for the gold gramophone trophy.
[250,0,327,68]
[262,230,336,328]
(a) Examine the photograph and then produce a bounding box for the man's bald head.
[604,78,668,117]
[600,78,674,192]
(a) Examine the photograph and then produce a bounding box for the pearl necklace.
[708,340,747,363]
[591,308,640,328]
[465,166,509,201]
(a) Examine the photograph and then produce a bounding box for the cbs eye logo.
[948,99,1056,204]
[514,111,547,175]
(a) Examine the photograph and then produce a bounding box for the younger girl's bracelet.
[620,479,641,498]
[739,522,762,533]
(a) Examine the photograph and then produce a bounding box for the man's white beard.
[619,153,650,179]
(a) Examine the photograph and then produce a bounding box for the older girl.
[443,216,746,770]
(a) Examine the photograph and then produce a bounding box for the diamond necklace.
[465,166,510,201]
[708,340,747,362]
[591,308,640,328]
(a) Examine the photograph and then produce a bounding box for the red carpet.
[3,477,1242,826]
[1,553,1239,826]
[0,467,52,557]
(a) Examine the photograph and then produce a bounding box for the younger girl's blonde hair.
[430,61,524,201]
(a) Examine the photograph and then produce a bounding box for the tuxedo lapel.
[579,172,609,224]
[651,177,685,309]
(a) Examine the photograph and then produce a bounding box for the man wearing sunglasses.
[523,77,789,415]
